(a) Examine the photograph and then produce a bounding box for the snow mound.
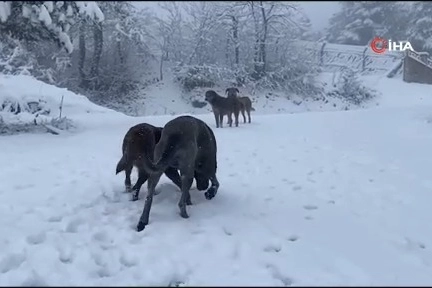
[0,74,124,134]
[361,75,432,108]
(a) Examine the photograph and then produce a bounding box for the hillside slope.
[1,75,432,285]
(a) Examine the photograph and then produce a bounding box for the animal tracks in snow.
[303,204,319,211]
[0,252,26,273]
[263,242,282,253]
[26,232,46,245]
[287,235,299,242]
[265,263,294,286]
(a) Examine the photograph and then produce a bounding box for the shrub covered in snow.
[0,92,75,135]
[0,74,112,135]
[326,68,379,105]
[172,49,323,103]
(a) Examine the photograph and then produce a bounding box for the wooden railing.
[403,50,432,84]
[292,40,404,75]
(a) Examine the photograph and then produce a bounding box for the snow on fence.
[403,50,432,85]
[293,40,404,75]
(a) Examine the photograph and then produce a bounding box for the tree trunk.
[78,21,87,88]
[250,2,262,78]
[117,40,124,66]
[159,54,164,81]
[232,16,239,66]
[90,21,103,90]
[225,34,230,66]
[260,3,268,73]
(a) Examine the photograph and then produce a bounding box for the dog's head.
[205,90,217,102]
[225,87,239,98]
[195,173,210,191]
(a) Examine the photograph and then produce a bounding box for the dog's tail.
[116,139,130,174]
[116,154,128,175]
[115,137,158,175]
[141,134,180,174]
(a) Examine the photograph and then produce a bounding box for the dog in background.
[205,90,238,128]
[225,87,241,127]
[225,87,255,124]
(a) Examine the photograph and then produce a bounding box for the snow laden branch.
[0,1,104,53]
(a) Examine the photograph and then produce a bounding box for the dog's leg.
[234,107,240,127]
[131,169,148,201]
[241,108,246,123]
[213,112,219,128]
[247,108,251,123]
[195,171,209,191]
[219,113,224,128]
[124,164,133,192]
[228,112,233,127]
[205,175,220,200]
[164,167,182,190]
[178,171,194,218]
[137,171,163,232]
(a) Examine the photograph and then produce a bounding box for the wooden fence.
[292,40,405,76]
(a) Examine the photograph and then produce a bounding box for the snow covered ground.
[1,75,432,285]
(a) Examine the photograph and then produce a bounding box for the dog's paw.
[131,194,139,201]
[205,187,217,200]
[136,221,146,232]
[180,210,189,219]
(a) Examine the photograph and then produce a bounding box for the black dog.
[225,87,241,127]
[135,115,220,232]
[115,123,209,200]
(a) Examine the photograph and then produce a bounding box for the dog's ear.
[235,88,239,93]
[225,88,229,94]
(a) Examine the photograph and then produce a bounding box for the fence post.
[320,42,326,65]
[362,46,368,72]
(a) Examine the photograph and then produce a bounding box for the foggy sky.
[297,2,341,31]
[133,1,342,32]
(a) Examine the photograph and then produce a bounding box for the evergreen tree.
[326,2,387,45]
[0,1,103,53]
[408,2,432,52]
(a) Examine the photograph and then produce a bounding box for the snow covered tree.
[380,2,413,41]
[408,2,432,52]
[0,1,104,53]
[182,2,226,66]
[246,1,310,78]
[326,2,388,45]
[63,2,158,101]
[157,2,186,65]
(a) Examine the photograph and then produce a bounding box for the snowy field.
[2,75,432,285]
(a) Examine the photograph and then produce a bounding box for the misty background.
[1,1,430,118]
[135,2,342,32]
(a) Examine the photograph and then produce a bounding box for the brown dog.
[115,123,182,197]
[237,96,255,123]
[205,90,238,128]
[225,87,255,124]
